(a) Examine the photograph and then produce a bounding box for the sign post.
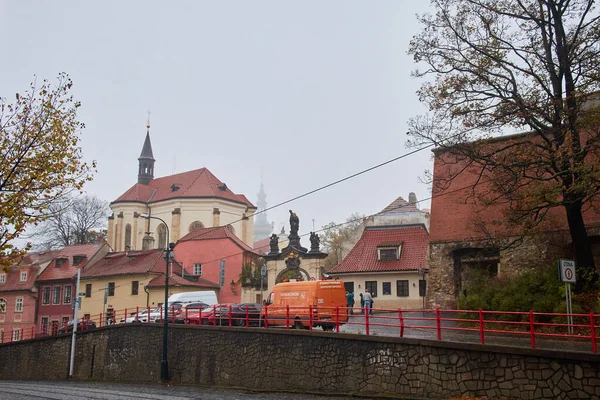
[219,260,225,325]
[259,264,267,326]
[558,259,576,335]
[69,268,81,377]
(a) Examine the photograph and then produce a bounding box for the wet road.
[0,381,357,400]
[326,311,594,353]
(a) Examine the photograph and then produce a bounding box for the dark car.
[58,319,96,333]
[210,303,263,327]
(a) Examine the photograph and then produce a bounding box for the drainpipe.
[144,285,150,308]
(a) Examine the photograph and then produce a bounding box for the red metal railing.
[1,305,597,353]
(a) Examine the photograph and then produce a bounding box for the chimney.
[409,192,418,208]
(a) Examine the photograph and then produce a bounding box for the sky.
[1,1,434,240]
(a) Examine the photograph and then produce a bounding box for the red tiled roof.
[253,237,270,255]
[179,226,256,253]
[380,196,419,214]
[0,251,59,292]
[328,225,429,274]
[112,168,255,208]
[81,250,164,278]
[37,243,105,281]
[146,274,220,289]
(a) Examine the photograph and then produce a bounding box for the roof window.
[377,246,401,261]
[55,258,68,268]
[217,183,227,191]
[73,256,85,266]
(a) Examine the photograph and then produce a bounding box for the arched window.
[157,224,167,250]
[124,224,132,249]
[188,221,205,232]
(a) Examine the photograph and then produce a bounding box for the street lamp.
[140,213,173,382]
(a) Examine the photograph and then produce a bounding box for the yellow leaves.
[0,73,94,269]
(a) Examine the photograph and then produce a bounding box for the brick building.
[0,251,58,342]
[36,243,109,334]
[427,132,600,308]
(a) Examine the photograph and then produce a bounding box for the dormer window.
[377,246,401,261]
[73,256,85,266]
[20,271,27,282]
[170,184,181,192]
[217,183,227,191]
[55,258,67,268]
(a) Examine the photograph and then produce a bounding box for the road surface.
[0,381,355,400]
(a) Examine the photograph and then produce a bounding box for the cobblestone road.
[0,381,359,400]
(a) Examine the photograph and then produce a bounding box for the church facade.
[107,127,256,252]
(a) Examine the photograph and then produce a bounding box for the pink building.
[0,251,58,342]
[36,243,109,334]
[175,226,261,303]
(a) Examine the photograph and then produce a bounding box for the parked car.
[58,319,96,333]
[174,302,209,324]
[207,303,263,327]
[184,304,234,325]
[120,308,162,324]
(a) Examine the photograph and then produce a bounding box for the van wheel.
[235,318,245,327]
[322,325,334,332]
[293,320,304,330]
[201,319,210,325]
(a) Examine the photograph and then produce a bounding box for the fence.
[1,305,597,353]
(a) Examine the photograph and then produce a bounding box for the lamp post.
[140,213,173,382]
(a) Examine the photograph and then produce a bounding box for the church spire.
[137,114,155,185]
[253,176,273,241]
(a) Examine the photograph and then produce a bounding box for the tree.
[0,74,95,269]
[321,213,364,270]
[407,0,600,290]
[27,195,109,251]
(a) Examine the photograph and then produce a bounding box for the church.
[107,125,256,252]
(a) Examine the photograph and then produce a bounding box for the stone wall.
[0,325,599,399]
[427,232,573,309]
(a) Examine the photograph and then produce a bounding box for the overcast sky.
[1,1,434,239]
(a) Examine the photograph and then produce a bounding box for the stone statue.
[309,231,320,253]
[289,210,299,236]
[269,233,279,255]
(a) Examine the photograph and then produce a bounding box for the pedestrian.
[363,289,373,315]
[359,293,364,314]
[346,291,355,315]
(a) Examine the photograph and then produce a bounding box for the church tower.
[138,121,155,185]
[253,180,273,241]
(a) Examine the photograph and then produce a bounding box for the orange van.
[263,280,349,330]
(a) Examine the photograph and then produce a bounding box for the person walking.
[359,293,364,314]
[346,291,355,315]
[363,289,373,315]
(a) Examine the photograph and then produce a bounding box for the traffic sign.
[219,260,225,287]
[559,259,576,283]
[78,292,86,297]
[260,264,267,277]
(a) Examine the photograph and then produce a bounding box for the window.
[41,287,50,305]
[378,247,399,261]
[12,329,21,341]
[344,282,355,293]
[55,258,67,268]
[382,282,392,295]
[131,281,139,296]
[125,224,132,249]
[63,285,72,304]
[53,286,61,304]
[193,264,202,276]
[157,224,167,249]
[85,283,92,298]
[61,316,70,326]
[15,297,23,312]
[365,281,378,297]
[108,282,115,296]
[20,271,27,282]
[0,274,5,284]
[73,256,85,266]
[189,221,205,232]
[41,317,49,334]
[396,280,409,297]
[419,280,427,297]
[0,298,6,313]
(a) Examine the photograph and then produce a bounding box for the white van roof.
[167,291,218,305]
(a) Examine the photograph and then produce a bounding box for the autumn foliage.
[0,73,95,270]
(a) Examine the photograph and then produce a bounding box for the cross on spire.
[146,109,151,130]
